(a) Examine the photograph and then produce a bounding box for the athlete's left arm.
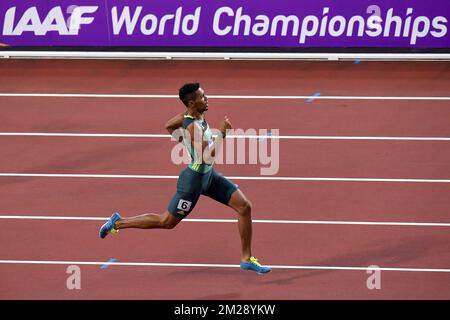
[206,116,232,160]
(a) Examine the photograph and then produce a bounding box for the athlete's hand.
[219,116,233,136]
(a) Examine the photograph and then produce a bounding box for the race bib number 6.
[177,199,192,211]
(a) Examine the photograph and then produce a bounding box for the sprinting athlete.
[99,83,271,274]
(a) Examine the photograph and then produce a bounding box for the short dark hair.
[179,82,200,107]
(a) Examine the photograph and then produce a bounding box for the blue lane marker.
[100,258,117,269]
[258,130,272,142]
[307,92,321,103]
[354,59,361,64]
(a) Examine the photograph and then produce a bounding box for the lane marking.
[100,258,117,269]
[307,92,321,102]
[1,172,450,183]
[1,215,449,227]
[1,93,450,100]
[0,259,449,273]
[0,132,170,138]
[258,131,272,142]
[2,132,450,141]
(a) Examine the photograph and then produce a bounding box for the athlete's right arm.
[165,112,186,142]
[165,111,186,135]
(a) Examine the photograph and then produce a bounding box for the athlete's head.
[179,82,208,113]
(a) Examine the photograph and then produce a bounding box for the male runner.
[99,83,271,274]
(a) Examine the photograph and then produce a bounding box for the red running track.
[0,59,449,299]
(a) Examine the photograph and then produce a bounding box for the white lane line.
[0,172,177,179]
[1,132,450,141]
[0,259,448,273]
[0,132,172,138]
[0,215,107,221]
[187,218,450,227]
[1,93,450,100]
[1,215,449,227]
[1,172,450,183]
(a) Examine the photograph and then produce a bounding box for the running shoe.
[240,256,272,274]
[99,212,121,239]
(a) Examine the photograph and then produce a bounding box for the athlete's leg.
[99,167,202,238]
[227,189,253,262]
[202,170,252,261]
[200,170,270,272]
[114,187,200,231]
[115,211,180,230]
[115,167,200,230]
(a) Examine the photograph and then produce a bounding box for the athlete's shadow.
[159,234,448,287]
[263,234,448,286]
[163,264,280,294]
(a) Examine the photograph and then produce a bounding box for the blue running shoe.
[240,256,272,274]
[99,212,121,239]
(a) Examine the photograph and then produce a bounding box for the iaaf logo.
[2,6,98,35]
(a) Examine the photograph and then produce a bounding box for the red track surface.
[0,59,449,299]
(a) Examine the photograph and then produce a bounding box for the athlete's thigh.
[168,168,202,219]
[167,191,200,220]
[202,170,238,206]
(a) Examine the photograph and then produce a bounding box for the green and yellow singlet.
[182,114,214,173]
